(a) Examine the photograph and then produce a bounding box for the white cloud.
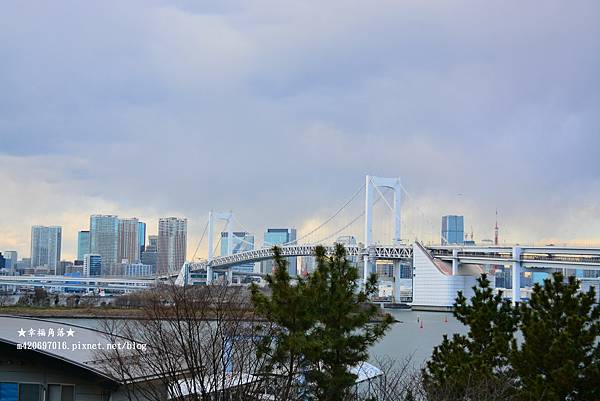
[1,0,599,260]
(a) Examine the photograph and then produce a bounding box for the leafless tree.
[416,370,518,401]
[355,356,422,401]
[93,282,518,401]
[94,283,281,401]
[0,290,13,307]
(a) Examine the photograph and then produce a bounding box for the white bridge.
[3,175,600,307]
[175,244,413,285]
[174,241,600,306]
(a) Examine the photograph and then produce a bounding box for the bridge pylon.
[363,175,402,285]
[207,211,234,284]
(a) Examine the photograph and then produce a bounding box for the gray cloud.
[1,0,599,259]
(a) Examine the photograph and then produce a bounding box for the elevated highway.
[428,245,600,270]
[2,244,600,305]
[0,275,156,292]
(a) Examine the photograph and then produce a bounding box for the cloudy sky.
[1,0,599,261]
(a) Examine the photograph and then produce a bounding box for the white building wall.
[462,275,478,301]
[412,244,465,307]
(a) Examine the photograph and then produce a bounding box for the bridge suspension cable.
[212,220,229,256]
[191,220,209,261]
[313,211,365,244]
[229,215,259,248]
[370,178,394,242]
[371,177,395,214]
[312,195,383,244]
[399,182,445,244]
[286,183,365,245]
[211,183,365,249]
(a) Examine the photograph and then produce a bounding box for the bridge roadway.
[3,244,600,295]
[177,243,600,282]
[0,275,156,291]
[174,244,414,285]
[428,245,600,270]
[188,244,412,270]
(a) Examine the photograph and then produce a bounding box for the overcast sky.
[1,0,599,261]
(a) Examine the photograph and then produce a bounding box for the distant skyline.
[1,1,599,260]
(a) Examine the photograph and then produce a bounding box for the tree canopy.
[424,272,600,401]
[251,244,394,401]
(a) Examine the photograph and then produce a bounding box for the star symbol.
[66,328,75,337]
[18,328,26,337]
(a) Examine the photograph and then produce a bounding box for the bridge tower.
[363,175,402,286]
[207,211,234,284]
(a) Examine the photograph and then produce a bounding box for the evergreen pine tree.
[511,272,600,401]
[304,244,394,401]
[251,244,393,401]
[250,246,316,400]
[423,274,519,399]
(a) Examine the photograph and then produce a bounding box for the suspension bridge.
[170,175,600,308]
[2,175,600,308]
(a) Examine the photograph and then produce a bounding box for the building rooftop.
[0,315,139,383]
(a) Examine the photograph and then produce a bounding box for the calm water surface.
[370,310,466,367]
[50,310,467,368]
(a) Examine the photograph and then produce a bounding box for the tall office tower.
[138,221,146,255]
[261,228,297,275]
[157,217,187,274]
[77,231,90,261]
[220,232,255,273]
[146,235,158,252]
[3,251,17,271]
[441,215,464,245]
[90,215,119,275]
[83,254,102,277]
[30,226,62,273]
[118,218,140,264]
[0,253,5,270]
[141,234,158,272]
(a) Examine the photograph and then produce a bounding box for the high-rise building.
[16,258,31,273]
[30,225,62,273]
[146,235,158,252]
[90,215,119,275]
[122,262,154,277]
[140,250,157,272]
[118,218,140,264]
[141,234,158,272]
[58,260,72,276]
[157,217,187,275]
[441,215,464,245]
[221,232,255,273]
[83,254,102,277]
[0,253,5,270]
[138,221,146,255]
[261,228,297,275]
[77,231,90,261]
[3,251,17,271]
